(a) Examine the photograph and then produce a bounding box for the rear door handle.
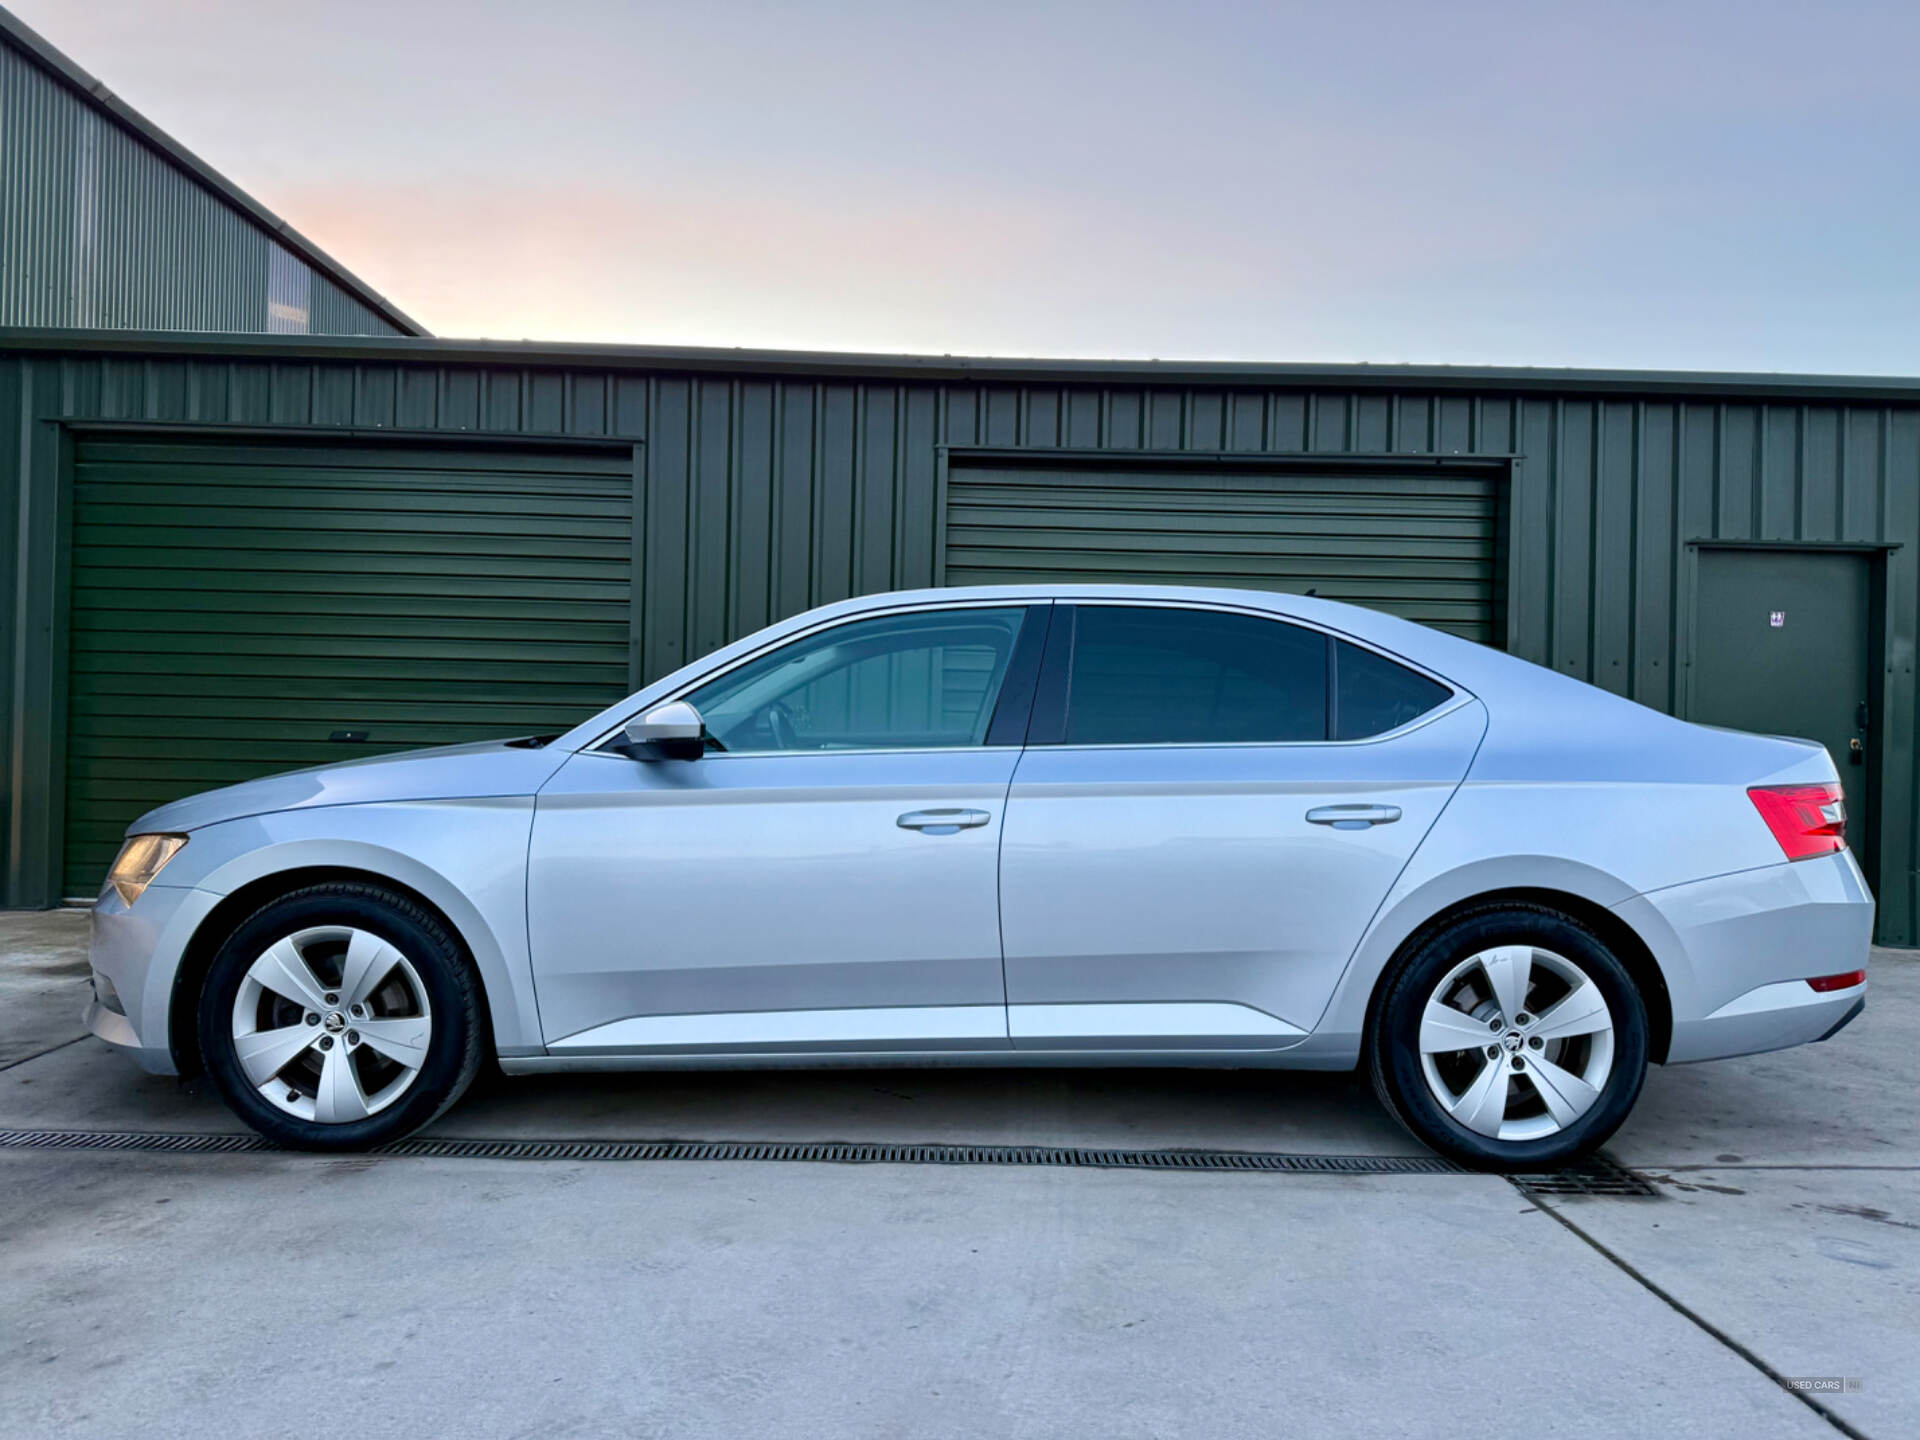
[1306,804,1402,829]
[897,808,992,835]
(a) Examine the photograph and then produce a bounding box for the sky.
[13,0,1920,373]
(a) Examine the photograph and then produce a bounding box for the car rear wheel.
[1368,903,1649,1171]
[198,882,483,1150]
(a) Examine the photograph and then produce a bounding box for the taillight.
[1748,783,1846,861]
[1807,970,1865,992]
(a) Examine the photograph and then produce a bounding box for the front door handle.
[897,808,992,835]
[1306,804,1402,830]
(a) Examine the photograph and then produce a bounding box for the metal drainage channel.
[0,1128,1659,1191]
[1507,1158,1662,1198]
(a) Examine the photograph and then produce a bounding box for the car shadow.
[431,1062,1426,1155]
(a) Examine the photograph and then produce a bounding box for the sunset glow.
[16,0,1920,370]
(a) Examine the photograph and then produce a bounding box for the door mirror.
[617,700,707,761]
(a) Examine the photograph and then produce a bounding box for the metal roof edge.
[0,4,430,337]
[3,327,1920,403]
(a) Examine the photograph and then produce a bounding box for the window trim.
[587,599,1051,759]
[1329,632,1457,743]
[1027,598,1469,752]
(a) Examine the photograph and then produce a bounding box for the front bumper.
[1616,850,1874,1065]
[85,882,222,1075]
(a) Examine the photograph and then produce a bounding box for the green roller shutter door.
[943,459,1500,642]
[63,436,634,897]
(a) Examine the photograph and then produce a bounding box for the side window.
[1062,606,1327,745]
[685,607,1029,753]
[1333,639,1451,739]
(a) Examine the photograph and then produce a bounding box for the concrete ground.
[1,908,1914,1439]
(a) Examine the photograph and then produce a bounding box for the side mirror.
[617,700,707,761]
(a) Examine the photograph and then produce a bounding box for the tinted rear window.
[1333,639,1450,739]
[1063,607,1328,744]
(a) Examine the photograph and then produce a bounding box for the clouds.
[14,0,1920,369]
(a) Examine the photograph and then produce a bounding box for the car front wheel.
[198,882,483,1150]
[1368,903,1649,1171]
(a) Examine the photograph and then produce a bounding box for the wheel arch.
[167,866,498,1078]
[1355,886,1674,1065]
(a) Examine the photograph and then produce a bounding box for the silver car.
[86,585,1872,1170]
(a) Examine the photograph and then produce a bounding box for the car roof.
[796,582,1513,682]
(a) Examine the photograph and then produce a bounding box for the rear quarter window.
[1333,639,1451,739]
[1063,606,1328,745]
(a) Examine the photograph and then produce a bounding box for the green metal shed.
[0,7,423,336]
[0,331,1914,946]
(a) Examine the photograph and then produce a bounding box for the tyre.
[1367,903,1649,1171]
[198,882,484,1150]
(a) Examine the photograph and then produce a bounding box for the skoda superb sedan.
[86,584,1872,1170]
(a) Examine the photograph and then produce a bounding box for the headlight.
[105,834,187,907]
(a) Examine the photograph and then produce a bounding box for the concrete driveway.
[2,908,1914,1439]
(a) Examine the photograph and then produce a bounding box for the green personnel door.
[62,436,635,897]
[941,458,1501,642]
[1690,547,1878,886]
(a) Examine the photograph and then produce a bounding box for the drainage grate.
[0,1128,268,1154]
[1508,1154,1660,1199]
[381,1138,1466,1172]
[0,1128,1661,1190]
[0,1127,1464,1174]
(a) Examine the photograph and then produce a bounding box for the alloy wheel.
[230,926,433,1124]
[1416,943,1615,1143]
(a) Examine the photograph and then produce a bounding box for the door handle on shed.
[897,808,992,835]
[1306,804,1402,829]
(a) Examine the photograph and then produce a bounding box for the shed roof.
[4,327,1920,405]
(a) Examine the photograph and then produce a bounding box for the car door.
[527,602,1049,1055]
[998,602,1486,1050]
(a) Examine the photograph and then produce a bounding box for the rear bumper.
[1670,977,1866,1063]
[1616,850,1873,1065]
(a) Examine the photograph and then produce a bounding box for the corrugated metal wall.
[1,348,1915,943]
[307,275,403,339]
[0,40,402,335]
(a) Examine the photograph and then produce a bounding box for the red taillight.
[1748,783,1847,861]
[1807,970,1866,992]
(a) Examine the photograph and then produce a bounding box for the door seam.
[994,751,1024,1044]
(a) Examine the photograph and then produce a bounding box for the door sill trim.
[501,1044,1315,1075]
